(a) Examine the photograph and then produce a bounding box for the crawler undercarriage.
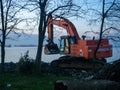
[51,56,106,71]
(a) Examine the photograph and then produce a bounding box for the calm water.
[0,47,61,63]
[0,47,120,63]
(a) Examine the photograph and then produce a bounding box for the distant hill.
[5,33,59,47]
[6,33,38,47]
[5,32,120,47]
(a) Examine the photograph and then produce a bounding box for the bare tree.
[84,0,120,58]
[26,0,82,73]
[94,0,112,58]
[0,0,28,72]
[0,0,5,72]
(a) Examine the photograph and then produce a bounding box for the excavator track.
[51,56,106,71]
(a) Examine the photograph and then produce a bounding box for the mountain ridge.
[5,33,59,47]
[5,33,120,47]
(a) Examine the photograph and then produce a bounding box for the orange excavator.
[44,15,112,70]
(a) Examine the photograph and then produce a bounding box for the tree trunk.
[35,33,44,73]
[0,0,5,73]
[1,40,5,73]
[94,0,105,59]
[35,23,46,73]
[35,3,46,73]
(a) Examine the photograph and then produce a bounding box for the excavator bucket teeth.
[44,44,59,54]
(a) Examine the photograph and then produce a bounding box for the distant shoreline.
[4,45,38,47]
[3,44,120,48]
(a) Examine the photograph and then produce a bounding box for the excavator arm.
[45,15,80,54]
[48,15,80,41]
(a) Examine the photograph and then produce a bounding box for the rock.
[54,80,120,90]
[94,59,120,82]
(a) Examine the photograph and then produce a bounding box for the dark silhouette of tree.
[0,0,28,72]
[27,0,82,73]
[83,0,120,58]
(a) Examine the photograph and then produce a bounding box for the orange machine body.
[70,39,112,59]
[45,15,112,59]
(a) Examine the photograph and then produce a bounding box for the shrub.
[17,51,35,74]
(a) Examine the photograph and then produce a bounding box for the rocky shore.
[1,59,120,90]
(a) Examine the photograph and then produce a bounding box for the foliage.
[17,51,35,74]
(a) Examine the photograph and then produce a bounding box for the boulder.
[54,80,120,90]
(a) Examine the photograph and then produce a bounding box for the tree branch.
[103,26,120,33]
[48,4,81,16]
[104,0,116,17]
[5,18,27,37]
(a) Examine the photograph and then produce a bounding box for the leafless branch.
[103,27,120,33]
[5,19,25,37]
[107,35,120,41]
[104,0,116,17]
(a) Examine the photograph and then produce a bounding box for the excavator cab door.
[60,37,70,54]
[60,36,77,54]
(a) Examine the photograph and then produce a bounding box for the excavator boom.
[45,15,80,55]
[48,15,80,41]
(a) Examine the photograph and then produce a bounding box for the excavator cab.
[60,36,77,54]
[44,36,77,55]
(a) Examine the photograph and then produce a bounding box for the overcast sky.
[6,0,120,40]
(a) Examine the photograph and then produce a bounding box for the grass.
[0,73,73,90]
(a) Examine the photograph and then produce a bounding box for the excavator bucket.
[44,43,60,55]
